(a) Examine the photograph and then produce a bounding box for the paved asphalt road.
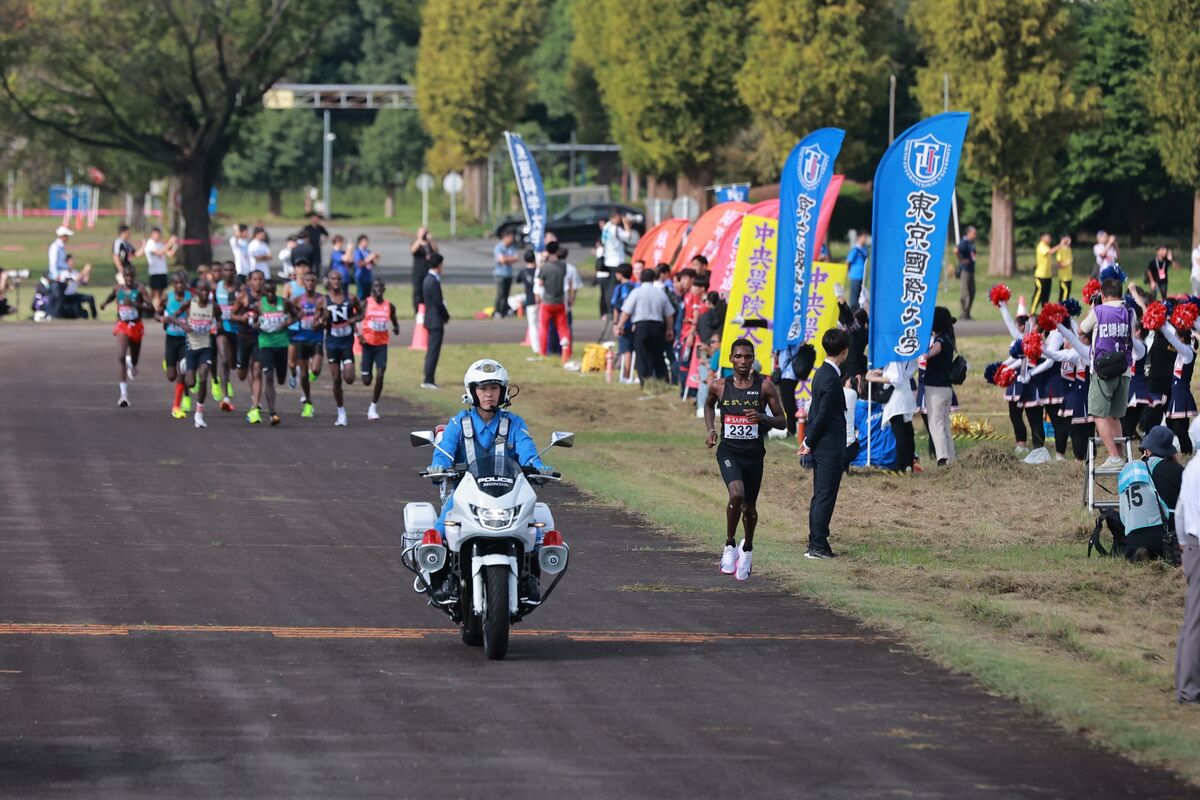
[1,325,1192,798]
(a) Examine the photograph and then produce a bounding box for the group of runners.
[102,258,401,428]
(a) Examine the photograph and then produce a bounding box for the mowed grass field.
[378,337,1200,783]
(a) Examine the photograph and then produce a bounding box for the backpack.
[949,354,969,385]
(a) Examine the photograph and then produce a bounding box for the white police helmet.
[462,358,510,407]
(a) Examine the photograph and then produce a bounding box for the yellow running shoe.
[171,406,187,420]
[301,402,314,418]
[181,394,193,412]
[246,406,262,424]
[211,380,223,401]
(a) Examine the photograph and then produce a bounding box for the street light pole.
[322,110,332,218]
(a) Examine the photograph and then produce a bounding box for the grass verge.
[379,338,1200,784]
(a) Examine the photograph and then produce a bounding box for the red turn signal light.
[543,530,563,547]
[422,529,441,545]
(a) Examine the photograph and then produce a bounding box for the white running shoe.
[288,367,298,389]
[419,383,439,390]
[335,408,348,427]
[367,403,380,421]
[1099,455,1125,470]
[735,541,753,581]
[1014,445,1029,455]
[720,544,737,575]
[194,411,207,429]
[118,397,130,408]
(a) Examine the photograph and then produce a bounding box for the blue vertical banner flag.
[868,112,970,368]
[504,131,548,252]
[774,128,845,351]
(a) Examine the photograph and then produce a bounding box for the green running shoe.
[180,394,192,412]
[301,402,314,418]
[246,406,262,424]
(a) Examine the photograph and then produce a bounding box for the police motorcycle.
[402,360,573,660]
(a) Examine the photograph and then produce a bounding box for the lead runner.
[704,337,785,581]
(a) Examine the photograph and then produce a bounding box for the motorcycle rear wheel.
[482,564,510,660]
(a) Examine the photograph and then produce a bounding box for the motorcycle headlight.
[470,505,515,530]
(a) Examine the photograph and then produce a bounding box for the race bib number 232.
[723,414,757,440]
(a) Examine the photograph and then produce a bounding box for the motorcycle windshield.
[468,456,523,499]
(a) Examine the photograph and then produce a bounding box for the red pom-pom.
[1037,303,1067,332]
[1171,302,1198,332]
[994,365,1017,387]
[988,283,1012,307]
[1143,301,1167,331]
[1081,278,1102,303]
[1022,331,1043,362]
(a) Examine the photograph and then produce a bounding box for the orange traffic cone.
[410,303,428,351]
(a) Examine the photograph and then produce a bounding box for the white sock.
[119,382,128,398]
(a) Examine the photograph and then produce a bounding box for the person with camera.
[1080,276,1135,469]
[409,226,438,313]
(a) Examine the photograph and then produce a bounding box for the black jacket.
[422,273,450,330]
[804,362,846,460]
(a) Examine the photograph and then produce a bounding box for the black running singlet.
[718,374,766,457]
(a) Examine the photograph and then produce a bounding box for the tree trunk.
[676,170,711,215]
[463,158,487,221]
[179,165,213,268]
[1193,190,1200,249]
[988,186,1014,277]
[384,184,395,218]
[268,188,283,216]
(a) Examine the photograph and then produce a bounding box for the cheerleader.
[998,297,1030,451]
[1039,304,1073,460]
[999,297,1054,453]
[1161,318,1197,454]
[1054,322,1095,461]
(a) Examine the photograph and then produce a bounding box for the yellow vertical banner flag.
[720,215,777,369]
[794,260,849,407]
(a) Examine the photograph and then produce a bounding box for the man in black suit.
[799,327,850,559]
[421,253,449,389]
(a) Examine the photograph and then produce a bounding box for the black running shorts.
[716,446,765,507]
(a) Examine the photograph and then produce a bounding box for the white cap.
[55,226,74,237]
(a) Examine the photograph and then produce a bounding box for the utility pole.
[322,110,333,219]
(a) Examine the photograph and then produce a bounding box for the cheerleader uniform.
[1161,322,1197,454]
[998,301,1032,448]
[1042,328,1074,457]
[1055,323,1094,461]
[1139,329,1177,434]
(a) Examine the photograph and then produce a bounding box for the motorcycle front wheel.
[482,564,510,660]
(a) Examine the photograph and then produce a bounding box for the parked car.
[494,203,645,246]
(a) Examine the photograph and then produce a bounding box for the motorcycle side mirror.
[410,430,435,448]
[549,431,575,449]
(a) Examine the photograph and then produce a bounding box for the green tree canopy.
[735,0,889,171]
[587,0,749,183]
[1133,0,1200,245]
[910,0,1095,274]
[359,112,430,187]
[0,0,337,266]
[224,111,324,215]
[415,0,543,173]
